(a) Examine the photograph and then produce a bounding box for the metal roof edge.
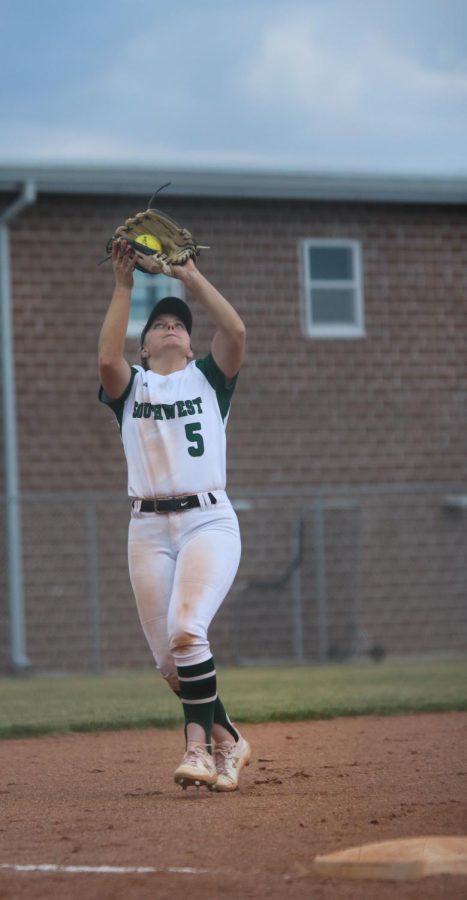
[0,162,466,204]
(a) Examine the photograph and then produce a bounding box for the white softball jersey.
[99,353,237,498]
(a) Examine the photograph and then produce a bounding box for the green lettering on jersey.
[133,397,201,422]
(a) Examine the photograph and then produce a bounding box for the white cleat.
[214,735,251,792]
[174,742,218,791]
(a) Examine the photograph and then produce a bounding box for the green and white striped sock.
[172,685,239,743]
[176,657,217,750]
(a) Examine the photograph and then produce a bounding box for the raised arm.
[172,260,246,380]
[98,242,135,399]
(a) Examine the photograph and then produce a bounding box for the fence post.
[349,505,362,658]
[291,517,304,663]
[86,499,102,673]
[312,497,328,663]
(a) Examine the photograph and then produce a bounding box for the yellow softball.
[134,233,162,252]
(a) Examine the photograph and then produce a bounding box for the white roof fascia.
[0,163,466,204]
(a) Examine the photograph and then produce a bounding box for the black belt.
[135,493,217,513]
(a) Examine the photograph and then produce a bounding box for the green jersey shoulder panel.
[195,353,238,422]
[98,366,139,432]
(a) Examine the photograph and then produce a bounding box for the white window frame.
[126,270,186,339]
[301,239,365,339]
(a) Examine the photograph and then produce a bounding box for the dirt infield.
[1,712,466,899]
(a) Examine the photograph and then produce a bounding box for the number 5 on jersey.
[185,422,205,457]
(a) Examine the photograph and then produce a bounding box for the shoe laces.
[214,740,236,775]
[184,742,212,766]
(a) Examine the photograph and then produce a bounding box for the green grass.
[0,657,466,739]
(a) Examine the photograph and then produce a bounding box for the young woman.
[98,241,249,791]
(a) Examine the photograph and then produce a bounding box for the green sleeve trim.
[98,366,138,431]
[195,353,238,422]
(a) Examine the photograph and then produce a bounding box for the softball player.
[98,241,250,791]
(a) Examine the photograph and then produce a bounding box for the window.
[126,269,186,339]
[302,240,365,338]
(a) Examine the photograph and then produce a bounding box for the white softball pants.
[128,491,241,690]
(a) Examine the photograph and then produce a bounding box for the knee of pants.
[168,622,209,659]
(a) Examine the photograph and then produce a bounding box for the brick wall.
[1,193,466,670]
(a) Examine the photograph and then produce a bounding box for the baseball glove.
[104,206,209,276]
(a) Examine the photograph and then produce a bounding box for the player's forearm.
[98,285,132,365]
[180,269,246,340]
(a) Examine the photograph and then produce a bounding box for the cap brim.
[141,297,192,343]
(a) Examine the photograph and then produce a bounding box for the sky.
[1,0,466,175]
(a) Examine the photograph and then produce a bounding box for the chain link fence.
[1,486,467,673]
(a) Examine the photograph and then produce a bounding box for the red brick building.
[1,164,466,672]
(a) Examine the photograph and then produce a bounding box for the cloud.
[0,123,139,163]
[234,7,467,170]
[242,12,467,116]
[0,0,466,174]
[244,19,362,115]
[0,120,286,168]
